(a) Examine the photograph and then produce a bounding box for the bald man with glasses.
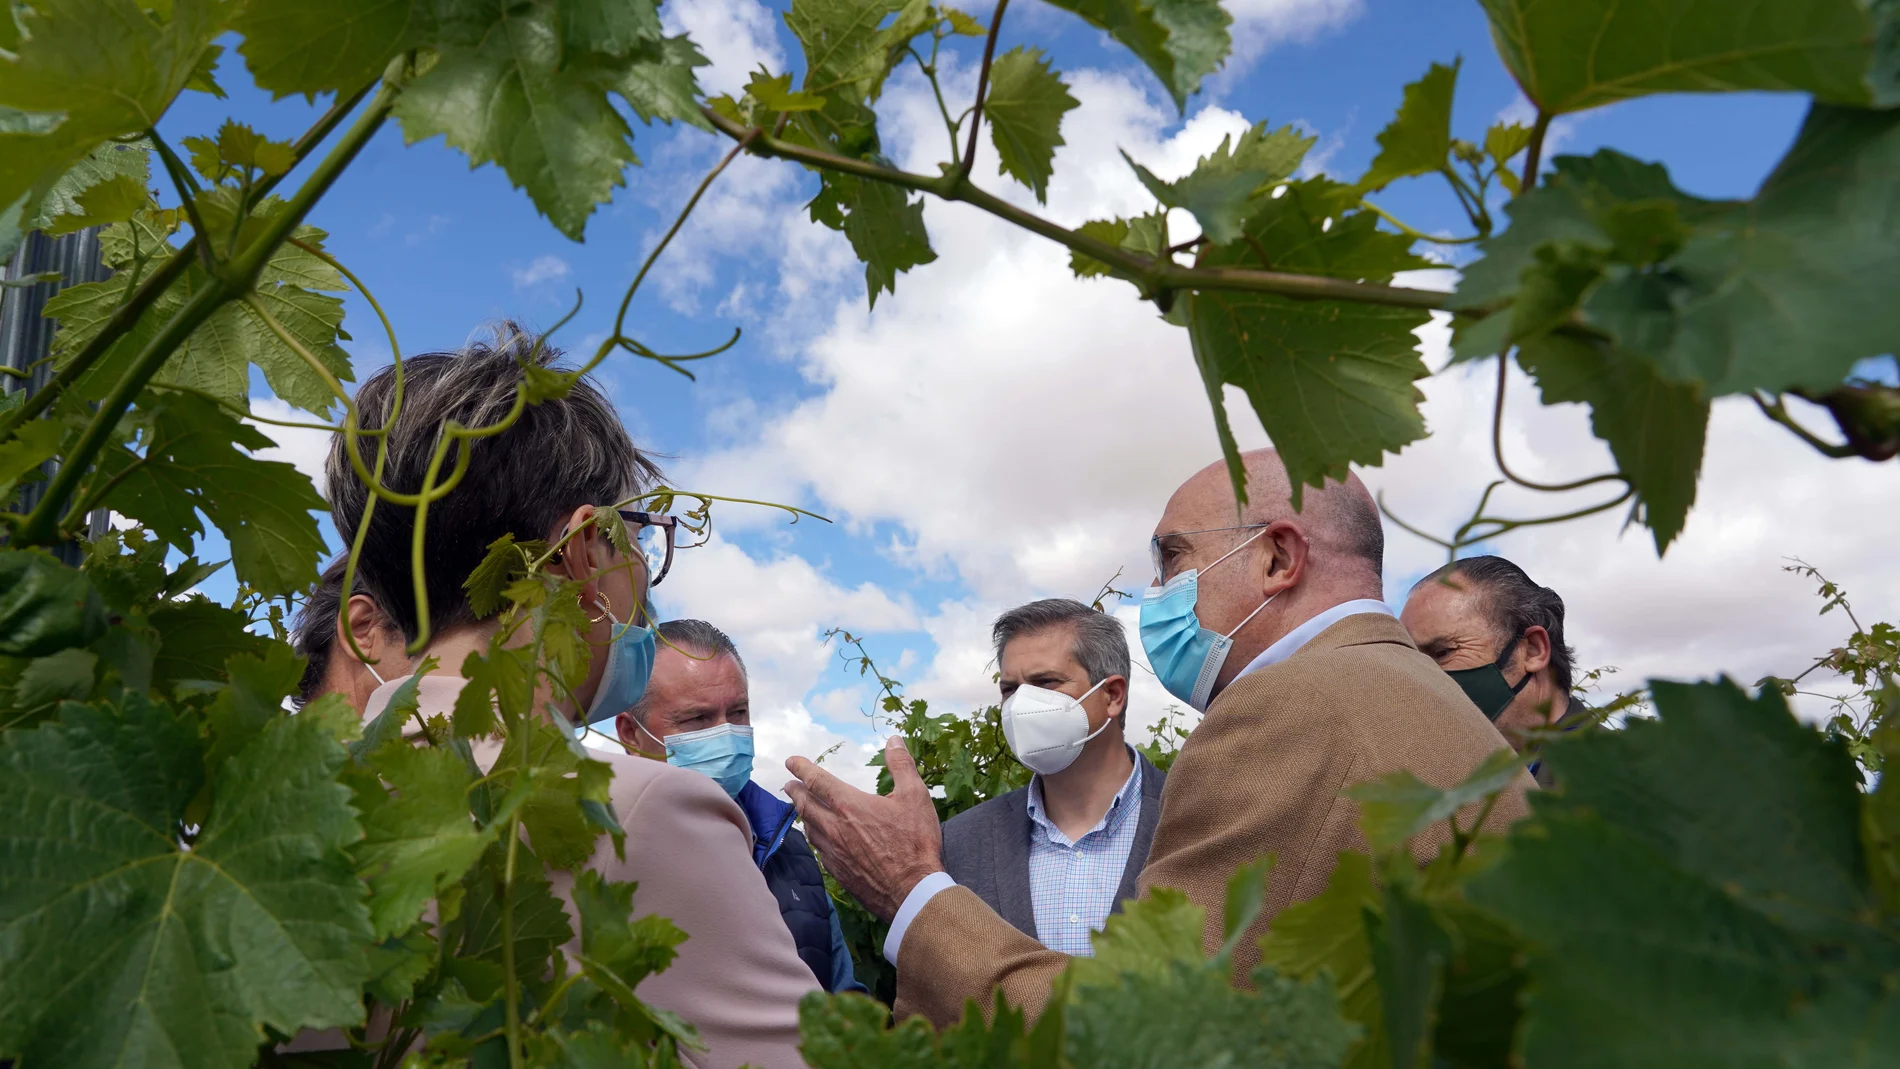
[784,449,1533,1026]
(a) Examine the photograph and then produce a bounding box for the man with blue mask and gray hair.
[784,447,1535,1027]
[617,619,866,994]
[939,599,1167,955]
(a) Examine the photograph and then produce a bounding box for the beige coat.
[893,612,1534,1025]
[363,675,818,1069]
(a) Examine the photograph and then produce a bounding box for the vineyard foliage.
[0,1,1896,1068]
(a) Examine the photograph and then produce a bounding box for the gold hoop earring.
[588,591,615,625]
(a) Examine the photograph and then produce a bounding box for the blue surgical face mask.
[643,721,755,797]
[580,599,657,735]
[1139,528,1275,712]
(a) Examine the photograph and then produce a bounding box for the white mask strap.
[1222,590,1277,641]
[1204,525,1270,575]
[364,658,388,687]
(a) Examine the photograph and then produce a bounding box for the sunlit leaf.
[1359,61,1458,193]
[984,46,1078,203]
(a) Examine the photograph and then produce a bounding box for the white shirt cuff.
[882,871,956,964]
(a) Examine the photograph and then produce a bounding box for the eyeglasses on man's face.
[1149,523,1270,583]
[616,510,678,587]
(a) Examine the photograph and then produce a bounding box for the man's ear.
[1104,674,1129,720]
[344,594,393,666]
[1519,625,1553,673]
[1258,520,1308,596]
[547,504,601,579]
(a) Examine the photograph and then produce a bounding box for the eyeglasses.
[616,510,679,587]
[1150,523,1270,582]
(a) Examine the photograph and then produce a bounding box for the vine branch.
[1753,391,1858,459]
[1492,350,1627,493]
[704,108,1453,311]
[956,0,1011,184]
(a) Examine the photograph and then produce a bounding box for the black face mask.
[1445,634,1530,721]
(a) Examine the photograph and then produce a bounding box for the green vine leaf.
[984,46,1079,204]
[392,0,650,240]
[617,34,714,130]
[1358,60,1458,194]
[25,139,150,238]
[0,697,372,1069]
[1477,0,1897,114]
[1069,210,1167,281]
[1517,331,1708,553]
[354,741,494,941]
[1125,121,1313,246]
[145,596,269,691]
[100,392,328,598]
[1258,852,1387,1069]
[0,0,220,250]
[1186,180,1432,507]
[0,549,107,658]
[1041,0,1233,112]
[809,172,937,308]
[233,0,430,97]
[40,173,148,236]
[1468,679,1899,1069]
[1345,747,1526,854]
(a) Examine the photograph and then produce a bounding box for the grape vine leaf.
[1064,882,1361,1069]
[101,392,328,598]
[456,844,575,986]
[0,416,63,511]
[1516,330,1708,553]
[0,0,220,248]
[1477,0,1896,114]
[0,549,106,658]
[233,0,430,97]
[617,34,714,130]
[40,173,147,235]
[1468,679,1900,1069]
[1346,747,1527,854]
[1358,60,1458,194]
[1258,852,1387,1069]
[1069,211,1167,282]
[1041,0,1233,111]
[1125,121,1313,246]
[182,120,295,182]
[354,741,494,940]
[810,172,937,308]
[145,596,269,690]
[985,46,1079,204]
[203,643,306,776]
[0,697,373,1069]
[1186,180,1432,506]
[1633,103,1900,396]
[26,139,150,234]
[785,0,911,105]
[393,0,643,240]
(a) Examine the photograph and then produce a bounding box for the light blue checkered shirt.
[1024,752,1144,956]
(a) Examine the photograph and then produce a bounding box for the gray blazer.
[940,751,1168,940]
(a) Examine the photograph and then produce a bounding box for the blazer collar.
[1233,599,1397,681]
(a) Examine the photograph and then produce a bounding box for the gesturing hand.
[785,735,944,922]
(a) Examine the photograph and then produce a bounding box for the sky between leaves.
[158,0,1899,793]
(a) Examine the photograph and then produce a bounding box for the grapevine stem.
[1519,111,1552,194]
[0,82,368,447]
[1491,351,1628,492]
[1752,391,1857,459]
[147,129,217,270]
[956,0,1011,184]
[1361,199,1481,245]
[705,108,1453,311]
[12,81,399,545]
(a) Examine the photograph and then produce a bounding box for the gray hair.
[992,598,1131,686]
[325,322,663,641]
[1415,555,1575,693]
[629,619,746,729]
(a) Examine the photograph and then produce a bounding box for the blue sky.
[158,0,1894,788]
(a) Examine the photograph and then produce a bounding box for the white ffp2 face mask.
[1000,676,1113,776]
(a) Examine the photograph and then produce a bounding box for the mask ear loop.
[364,659,389,687]
[1073,675,1117,744]
[1202,525,1278,641]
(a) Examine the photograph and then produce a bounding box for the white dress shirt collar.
[1232,598,1395,682]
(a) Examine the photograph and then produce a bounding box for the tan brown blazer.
[894,611,1533,1026]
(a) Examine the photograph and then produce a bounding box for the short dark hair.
[629,619,745,729]
[1416,555,1575,693]
[992,598,1131,686]
[291,557,350,708]
[325,323,663,641]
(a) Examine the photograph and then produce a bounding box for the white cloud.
[1224,0,1365,70]
[510,254,571,290]
[662,0,784,98]
[247,396,332,497]
[656,55,1896,765]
